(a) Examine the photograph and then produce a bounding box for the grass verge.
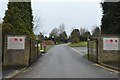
[68,41,87,47]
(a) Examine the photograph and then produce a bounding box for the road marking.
[94,64,119,74]
[69,46,119,74]
[70,48,83,56]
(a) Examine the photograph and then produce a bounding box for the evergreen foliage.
[2,1,35,38]
[92,26,100,38]
[101,2,120,34]
[70,29,80,43]
[59,31,68,43]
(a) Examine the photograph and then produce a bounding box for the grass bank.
[68,41,87,47]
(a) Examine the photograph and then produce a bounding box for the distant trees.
[91,26,100,38]
[49,25,101,44]
[82,31,90,41]
[33,16,44,34]
[70,29,80,43]
[38,32,44,43]
[59,31,68,43]
[101,2,120,34]
[49,24,68,43]
[69,28,91,43]
[2,1,35,38]
[79,28,90,41]
[59,24,65,34]
[49,28,59,43]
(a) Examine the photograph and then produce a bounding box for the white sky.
[0,0,103,36]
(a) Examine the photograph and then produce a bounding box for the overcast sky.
[0,0,103,36]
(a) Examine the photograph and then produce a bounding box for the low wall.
[98,35,120,63]
[3,35,30,67]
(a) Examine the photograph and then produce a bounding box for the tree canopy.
[59,31,68,43]
[92,26,100,38]
[70,29,80,43]
[2,1,35,38]
[49,24,68,43]
[101,2,120,34]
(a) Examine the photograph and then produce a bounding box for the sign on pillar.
[103,38,120,50]
[7,36,25,49]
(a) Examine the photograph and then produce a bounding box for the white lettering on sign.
[103,38,120,50]
[7,36,25,49]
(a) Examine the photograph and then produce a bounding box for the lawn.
[68,41,87,47]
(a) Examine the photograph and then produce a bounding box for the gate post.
[87,36,90,60]
[29,38,31,66]
[96,38,99,63]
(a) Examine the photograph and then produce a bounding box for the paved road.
[17,44,118,78]
[71,47,87,55]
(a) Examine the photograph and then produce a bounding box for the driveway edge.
[4,67,27,79]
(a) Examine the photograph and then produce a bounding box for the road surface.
[70,47,87,55]
[17,44,118,78]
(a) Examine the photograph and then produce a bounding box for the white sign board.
[7,36,25,49]
[103,38,120,50]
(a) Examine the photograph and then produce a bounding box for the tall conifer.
[101,2,120,34]
[2,1,34,37]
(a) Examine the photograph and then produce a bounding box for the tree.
[92,26,100,38]
[38,32,44,43]
[49,24,68,43]
[101,2,120,34]
[80,27,86,35]
[79,27,90,41]
[59,31,68,43]
[38,32,44,49]
[44,36,48,40]
[49,28,59,43]
[83,31,90,41]
[79,27,86,41]
[59,24,65,34]
[2,1,34,38]
[70,29,80,43]
[49,28,59,37]
[33,16,44,34]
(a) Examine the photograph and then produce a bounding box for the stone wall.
[98,35,120,63]
[3,35,30,67]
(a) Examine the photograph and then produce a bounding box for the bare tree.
[80,27,86,35]
[33,15,44,33]
[59,24,65,34]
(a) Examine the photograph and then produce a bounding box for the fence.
[87,35,120,71]
[2,34,41,67]
[29,38,40,65]
[87,40,98,63]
